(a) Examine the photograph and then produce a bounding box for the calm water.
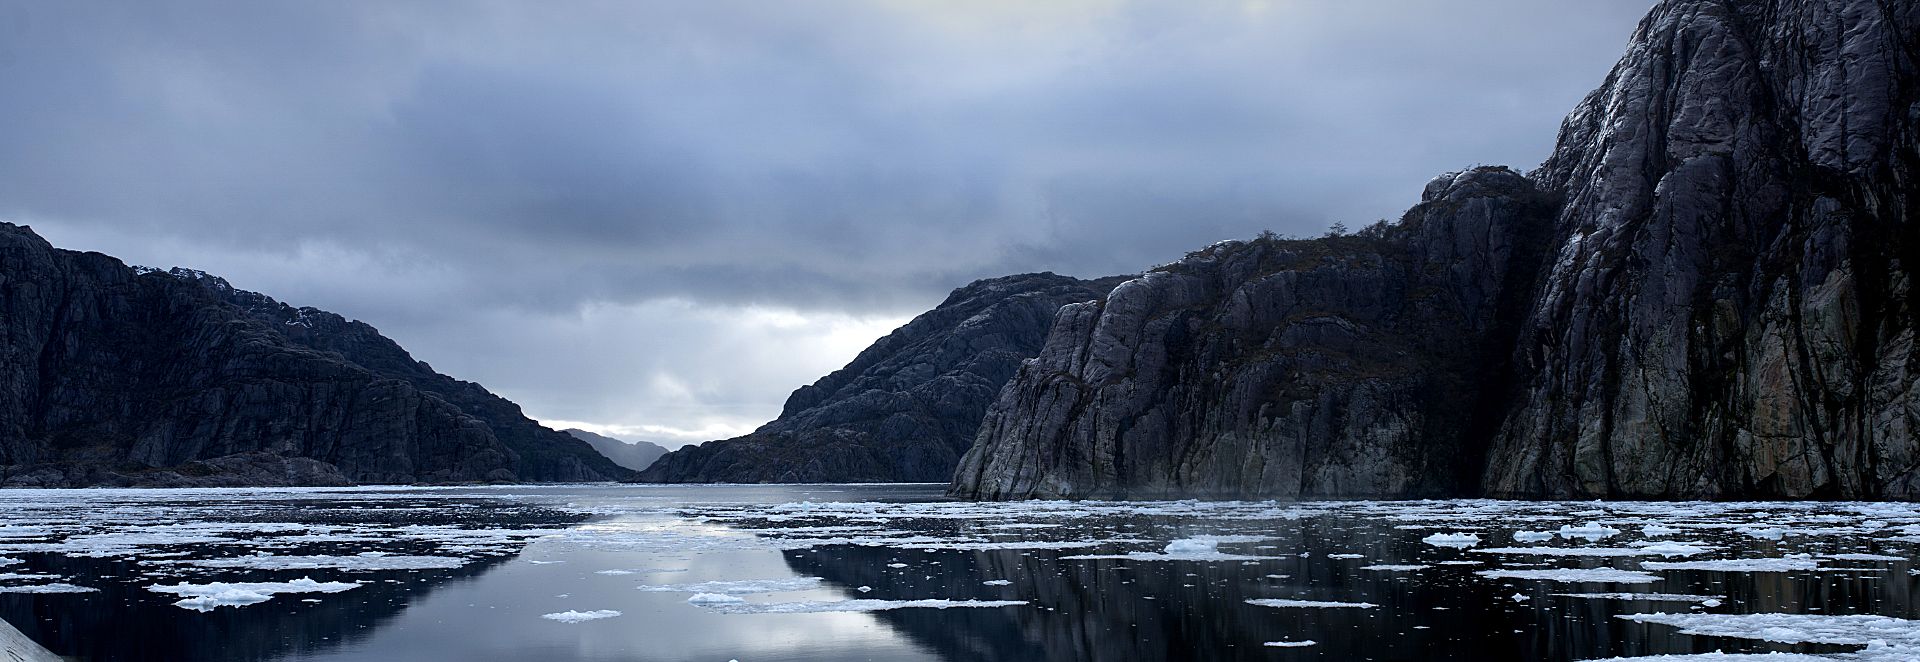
[0,485,1914,661]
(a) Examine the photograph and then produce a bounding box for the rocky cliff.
[639,273,1129,483]
[952,169,1557,498]
[565,429,668,472]
[955,0,1919,500]
[1484,0,1920,499]
[0,223,631,486]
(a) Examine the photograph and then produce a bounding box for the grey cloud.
[0,0,1655,437]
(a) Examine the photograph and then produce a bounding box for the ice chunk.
[1557,522,1622,541]
[1164,538,1220,555]
[1514,531,1557,542]
[1422,532,1481,548]
[148,577,359,611]
[1640,557,1820,572]
[1361,564,1430,571]
[695,599,1026,614]
[1552,592,1722,603]
[1263,640,1316,647]
[1615,611,1920,655]
[1474,568,1660,583]
[1245,599,1375,609]
[637,577,822,595]
[542,609,621,623]
[160,553,468,571]
[0,583,97,593]
[687,593,745,604]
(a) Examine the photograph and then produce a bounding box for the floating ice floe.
[1585,651,1832,661]
[1641,524,1682,537]
[693,599,1027,614]
[1474,568,1660,584]
[149,577,359,611]
[688,593,744,604]
[1245,599,1375,609]
[1263,640,1316,647]
[1062,538,1280,562]
[637,577,823,595]
[900,540,1110,551]
[0,583,97,593]
[1823,553,1905,561]
[542,609,621,623]
[1473,543,1706,558]
[1422,532,1481,548]
[1514,531,1558,542]
[1553,592,1721,603]
[1361,564,1430,571]
[1735,527,1789,541]
[1615,612,1920,660]
[1558,523,1623,541]
[1639,556,1820,572]
[154,552,469,571]
[982,579,1012,586]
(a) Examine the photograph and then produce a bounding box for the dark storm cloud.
[0,1,1655,441]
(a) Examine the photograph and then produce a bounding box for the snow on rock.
[542,609,621,623]
[148,577,359,611]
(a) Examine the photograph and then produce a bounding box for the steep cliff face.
[956,0,1920,501]
[1485,0,1920,499]
[952,170,1556,499]
[639,273,1129,483]
[0,223,630,486]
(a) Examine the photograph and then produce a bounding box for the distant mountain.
[638,272,1131,483]
[0,223,633,486]
[955,0,1920,500]
[564,429,668,472]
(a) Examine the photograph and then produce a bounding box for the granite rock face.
[1484,0,1920,499]
[955,0,1920,500]
[952,170,1556,498]
[639,273,1129,483]
[0,224,631,486]
[565,429,669,472]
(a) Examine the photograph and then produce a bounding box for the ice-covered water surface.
[0,486,1916,661]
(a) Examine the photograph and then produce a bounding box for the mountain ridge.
[0,224,631,486]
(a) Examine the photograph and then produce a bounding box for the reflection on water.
[0,485,1914,661]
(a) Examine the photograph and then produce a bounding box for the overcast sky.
[1,1,1654,447]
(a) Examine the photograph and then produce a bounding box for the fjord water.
[0,486,1915,661]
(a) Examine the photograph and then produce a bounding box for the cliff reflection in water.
[0,553,514,662]
[777,514,1920,661]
